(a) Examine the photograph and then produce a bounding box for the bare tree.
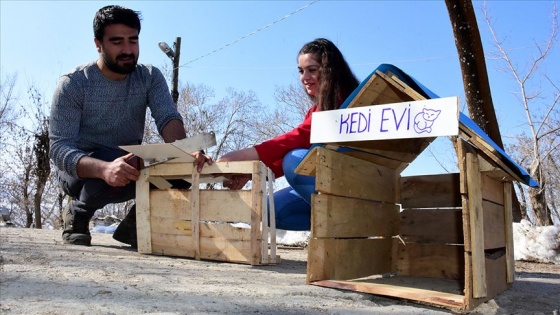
[0,72,20,217]
[256,83,313,140]
[176,82,268,160]
[0,72,20,147]
[1,83,54,228]
[484,2,559,225]
[3,126,35,227]
[27,87,51,229]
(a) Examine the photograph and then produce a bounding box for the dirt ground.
[1,227,559,315]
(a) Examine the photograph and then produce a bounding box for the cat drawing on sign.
[413,108,441,134]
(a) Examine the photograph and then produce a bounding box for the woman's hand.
[217,147,259,162]
[191,150,213,172]
[217,147,259,189]
[222,174,251,190]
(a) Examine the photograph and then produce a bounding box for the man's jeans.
[57,149,136,223]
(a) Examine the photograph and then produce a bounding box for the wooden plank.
[149,189,190,220]
[483,251,510,300]
[199,190,253,222]
[199,238,252,264]
[383,71,427,101]
[396,243,464,280]
[199,223,253,264]
[148,161,257,177]
[456,138,472,248]
[311,280,465,311]
[478,155,515,183]
[191,169,200,260]
[295,146,319,176]
[481,173,505,205]
[464,253,510,311]
[466,150,487,298]
[399,209,463,244]
[347,72,398,108]
[150,223,254,264]
[267,168,277,264]
[315,147,397,202]
[482,200,506,249]
[457,139,474,304]
[330,147,405,170]
[136,168,152,254]
[459,127,501,158]
[259,163,268,264]
[312,194,398,238]
[151,233,194,257]
[347,71,422,109]
[307,238,393,283]
[331,138,433,164]
[149,190,252,223]
[400,174,461,209]
[148,176,173,190]
[295,145,406,177]
[150,217,192,236]
[459,129,525,184]
[503,182,515,283]
[250,162,263,265]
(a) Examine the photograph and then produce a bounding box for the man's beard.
[102,52,137,74]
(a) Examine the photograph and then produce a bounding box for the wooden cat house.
[295,64,538,311]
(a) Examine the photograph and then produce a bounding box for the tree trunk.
[445,0,523,221]
[26,211,33,228]
[445,0,503,147]
[33,182,45,229]
[530,161,553,225]
[514,181,529,221]
[23,163,33,228]
[33,128,51,229]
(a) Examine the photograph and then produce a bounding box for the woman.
[218,38,359,230]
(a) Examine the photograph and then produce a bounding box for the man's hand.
[191,150,213,173]
[102,153,142,187]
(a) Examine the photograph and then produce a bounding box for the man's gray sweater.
[49,61,183,178]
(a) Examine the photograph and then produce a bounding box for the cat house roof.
[309,64,537,187]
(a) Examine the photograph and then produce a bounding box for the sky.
[1,0,558,176]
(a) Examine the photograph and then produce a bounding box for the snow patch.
[513,220,560,264]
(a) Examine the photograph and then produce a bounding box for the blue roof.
[339,63,538,187]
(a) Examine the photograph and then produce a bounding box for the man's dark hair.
[93,5,142,41]
[298,38,359,111]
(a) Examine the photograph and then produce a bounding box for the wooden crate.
[135,160,279,266]
[299,142,515,311]
[294,66,523,311]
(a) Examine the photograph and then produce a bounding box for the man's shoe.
[62,232,92,246]
[112,205,137,248]
[61,200,92,246]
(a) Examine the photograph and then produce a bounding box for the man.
[49,5,209,247]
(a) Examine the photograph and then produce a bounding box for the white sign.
[310,97,459,144]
